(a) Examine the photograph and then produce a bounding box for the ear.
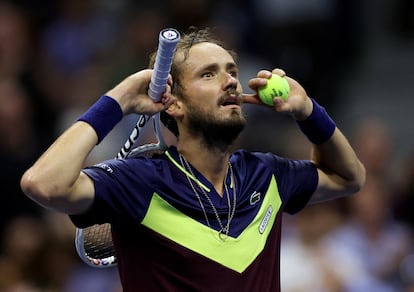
[165,99,184,119]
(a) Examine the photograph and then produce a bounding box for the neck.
[177,139,232,196]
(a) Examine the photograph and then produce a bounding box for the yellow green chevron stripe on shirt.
[141,176,282,273]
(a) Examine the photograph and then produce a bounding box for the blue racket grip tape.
[148,28,180,102]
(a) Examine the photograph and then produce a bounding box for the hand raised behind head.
[106,69,176,116]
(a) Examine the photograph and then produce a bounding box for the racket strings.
[83,223,115,259]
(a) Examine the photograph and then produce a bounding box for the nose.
[223,72,238,91]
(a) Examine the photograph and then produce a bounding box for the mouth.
[219,92,242,107]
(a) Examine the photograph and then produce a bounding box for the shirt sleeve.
[254,152,318,215]
[69,158,157,228]
[276,156,318,214]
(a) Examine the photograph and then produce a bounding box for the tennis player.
[21,28,365,291]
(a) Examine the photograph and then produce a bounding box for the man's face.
[176,42,246,147]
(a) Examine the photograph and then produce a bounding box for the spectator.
[326,175,413,291]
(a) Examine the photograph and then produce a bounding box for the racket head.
[127,113,167,158]
[75,27,178,268]
[116,114,151,159]
[75,223,117,268]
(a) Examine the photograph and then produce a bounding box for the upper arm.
[66,171,96,214]
[43,171,96,215]
[309,169,349,204]
[22,170,96,215]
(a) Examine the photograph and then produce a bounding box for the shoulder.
[83,153,170,181]
[231,149,280,165]
[232,149,314,172]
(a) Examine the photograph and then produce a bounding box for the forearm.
[296,98,365,202]
[311,129,366,195]
[21,69,174,212]
[245,69,365,201]
[21,94,123,211]
[21,122,98,208]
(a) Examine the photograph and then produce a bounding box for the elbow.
[356,161,366,191]
[311,162,366,204]
[20,170,64,208]
[347,161,367,195]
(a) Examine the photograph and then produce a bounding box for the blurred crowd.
[0,0,413,291]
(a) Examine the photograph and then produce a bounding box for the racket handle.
[148,28,181,102]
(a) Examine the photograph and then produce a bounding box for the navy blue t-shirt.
[70,146,318,291]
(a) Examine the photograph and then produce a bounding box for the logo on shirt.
[249,191,261,205]
[97,163,114,174]
[259,205,273,234]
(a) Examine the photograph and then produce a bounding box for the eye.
[229,70,238,78]
[202,72,214,78]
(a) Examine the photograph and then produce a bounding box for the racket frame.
[74,28,179,268]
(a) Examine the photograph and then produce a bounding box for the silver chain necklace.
[179,153,236,241]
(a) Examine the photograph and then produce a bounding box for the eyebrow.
[195,62,238,75]
[227,62,238,71]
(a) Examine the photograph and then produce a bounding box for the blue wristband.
[77,95,123,144]
[297,99,336,145]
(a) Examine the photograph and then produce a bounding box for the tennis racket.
[74,28,180,268]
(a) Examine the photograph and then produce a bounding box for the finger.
[247,77,267,91]
[273,97,287,109]
[161,88,176,107]
[167,74,173,86]
[272,68,286,77]
[256,70,273,79]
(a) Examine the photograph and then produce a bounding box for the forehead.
[179,42,236,71]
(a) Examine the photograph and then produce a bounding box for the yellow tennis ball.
[258,74,290,106]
